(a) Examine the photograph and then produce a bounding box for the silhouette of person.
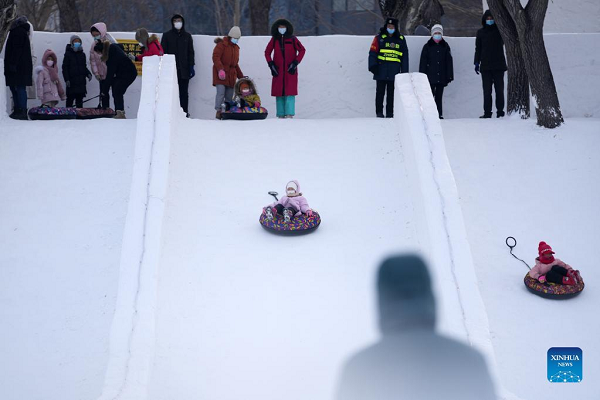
[336,255,497,400]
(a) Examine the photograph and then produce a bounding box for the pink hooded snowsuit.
[36,49,65,104]
[270,180,311,216]
[89,22,116,80]
[528,258,572,280]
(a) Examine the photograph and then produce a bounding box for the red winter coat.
[264,30,305,97]
[212,36,243,88]
[136,35,164,61]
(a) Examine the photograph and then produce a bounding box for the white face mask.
[138,41,144,47]
[242,88,250,95]
[278,27,287,35]
[174,21,183,30]
[46,60,54,67]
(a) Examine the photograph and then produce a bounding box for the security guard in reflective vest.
[368,18,409,118]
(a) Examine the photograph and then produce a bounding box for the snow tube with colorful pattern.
[259,211,321,235]
[221,106,268,120]
[524,273,584,299]
[28,106,77,120]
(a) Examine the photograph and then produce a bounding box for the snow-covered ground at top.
[0,118,135,400]
[444,117,600,400]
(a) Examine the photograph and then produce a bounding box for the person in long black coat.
[419,24,453,119]
[93,40,137,118]
[474,10,507,118]
[161,14,195,116]
[368,17,409,118]
[62,35,92,108]
[4,16,33,120]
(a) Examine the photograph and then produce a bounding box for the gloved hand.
[369,65,378,74]
[268,61,279,77]
[538,275,546,283]
[306,210,314,217]
[127,53,135,61]
[87,73,92,82]
[474,63,480,75]
[66,80,71,88]
[287,60,299,74]
[218,69,226,80]
[189,65,196,79]
[95,74,102,81]
[254,101,261,108]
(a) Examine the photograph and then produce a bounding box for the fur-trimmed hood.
[270,19,294,38]
[234,77,258,97]
[93,40,111,63]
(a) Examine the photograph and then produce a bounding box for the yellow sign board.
[117,39,143,76]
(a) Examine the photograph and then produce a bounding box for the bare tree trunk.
[0,0,16,50]
[249,0,271,35]
[504,0,563,128]
[55,0,81,32]
[378,0,443,34]
[487,0,530,118]
[233,0,240,26]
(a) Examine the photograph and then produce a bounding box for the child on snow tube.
[263,180,313,223]
[224,77,264,112]
[528,241,580,285]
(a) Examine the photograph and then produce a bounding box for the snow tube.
[28,106,77,120]
[259,211,321,235]
[75,107,116,119]
[221,106,268,120]
[524,273,584,299]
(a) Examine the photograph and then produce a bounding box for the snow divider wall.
[98,54,182,400]
[0,63,6,118]
[394,72,515,397]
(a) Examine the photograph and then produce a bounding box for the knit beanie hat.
[538,241,555,257]
[70,34,82,45]
[228,26,241,39]
[135,28,149,47]
[431,24,443,36]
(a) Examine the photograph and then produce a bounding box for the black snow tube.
[221,106,268,120]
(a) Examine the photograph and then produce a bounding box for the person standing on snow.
[4,16,33,120]
[419,24,453,119]
[62,35,93,108]
[35,49,66,108]
[133,28,164,61]
[368,17,408,118]
[90,22,116,109]
[161,14,195,117]
[212,26,244,119]
[264,19,306,119]
[474,10,507,118]
[93,40,137,119]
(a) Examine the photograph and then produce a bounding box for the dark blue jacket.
[419,38,454,86]
[368,29,409,81]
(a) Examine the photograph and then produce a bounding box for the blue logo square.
[547,347,582,383]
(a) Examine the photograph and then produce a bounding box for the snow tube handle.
[268,191,279,201]
[506,236,517,250]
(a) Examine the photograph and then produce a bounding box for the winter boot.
[265,207,274,221]
[479,114,492,119]
[216,110,222,120]
[567,270,579,285]
[283,208,293,223]
[497,111,505,118]
[376,113,384,118]
[14,108,28,120]
[561,275,576,286]
[114,110,126,119]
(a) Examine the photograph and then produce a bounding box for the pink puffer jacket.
[36,49,65,104]
[270,180,312,216]
[89,22,116,80]
[528,258,572,280]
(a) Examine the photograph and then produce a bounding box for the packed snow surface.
[444,117,600,400]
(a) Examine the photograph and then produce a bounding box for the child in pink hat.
[528,241,579,285]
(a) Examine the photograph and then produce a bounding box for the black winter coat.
[62,45,91,96]
[368,29,409,81]
[419,39,454,86]
[161,14,195,80]
[3,19,33,87]
[103,44,137,88]
[474,11,507,72]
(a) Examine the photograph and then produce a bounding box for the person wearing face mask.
[90,22,117,108]
[134,28,164,61]
[419,25,453,119]
[35,49,66,108]
[264,19,306,119]
[62,35,93,108]
[263,180,313,223]
[4,16,33,120]
[368,17,409,118]
[474,10,507,118]
[161,14,195,117]
[212,26,244,119]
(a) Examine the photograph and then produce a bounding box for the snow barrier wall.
[3,32,599,119]
[0,63,6,119]
[394,72,504,391]
[97,54,183,400]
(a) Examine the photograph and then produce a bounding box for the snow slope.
[0,117,135,400]
[444,117,600,400]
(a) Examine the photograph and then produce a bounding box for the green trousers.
[276,96,296,117]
